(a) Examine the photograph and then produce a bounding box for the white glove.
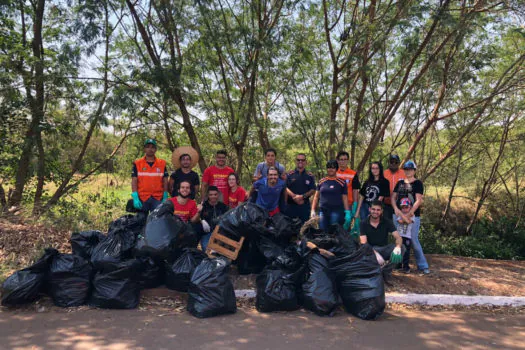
[201,220,211,233]
[393,247,401,255]
[374,250,385,266]
[310,211,316,218]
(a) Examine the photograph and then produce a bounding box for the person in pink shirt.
[227,172,247,209]
[201,150,234,205]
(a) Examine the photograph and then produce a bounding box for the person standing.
[253,148,286,181]
[356,162,390,220]
[336,151,361,219]
[310,160,351,231]
[201,150,234,205]
[391,160,430,274]
[168,153,200,200]
[131,138,169,213]
[250,167,287,216]
[383,154,404,220]
[227,173,248,209]
[197,186,229,251]
[285,153,316,223]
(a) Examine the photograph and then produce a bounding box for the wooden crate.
[205,225,245,260]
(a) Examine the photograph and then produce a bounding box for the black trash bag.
[70,230,105,259]
[256,267,300,312]
[135,201,198,260]
[165,249,206,292]
[108,213,147,237]
[301,251,339,316]
[272,245,303,272]
[48,254,93,307]
[136,256,163,289]
[187,257,237,318]
[218,202,268,240]
[236,238,266,275]
[329,244,385,320]
[302,226,339,250]
[267,213,302,243]
[1,248,58,306]
[90,259,143,309]
[91,229,137,270]
[257,235,285,264]
[316,224,359,257]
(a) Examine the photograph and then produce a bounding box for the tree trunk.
[33,130,45,213]
[441,145,463,227]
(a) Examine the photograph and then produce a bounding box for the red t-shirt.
[169,197,198,223]
[228,186,247,209]
[202,165,234,203]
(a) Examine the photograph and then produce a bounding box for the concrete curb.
[234,290,525,307]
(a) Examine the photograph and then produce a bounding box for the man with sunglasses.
[383,154,404,221]
[285,153,316,223]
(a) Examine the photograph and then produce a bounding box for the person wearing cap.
[131,139,169,213]
[359,200,404,267]
[394,197,414,273]
[249,166,287,216]
[169,153,200,200]
[392,160,430,274]
[253,148,287,181]
[201,150,234,205]
[310,160,351,231]
[336,151,361,221]
[196,186,230,250]
[285,153,316,223]
[383,154,404,221]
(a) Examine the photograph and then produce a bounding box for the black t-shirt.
[393,179,424,216]
[201,201,229,227]
[360,217,397,247]
[170,169,200,199]
[359,178,390,203]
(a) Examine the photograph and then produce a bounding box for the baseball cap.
[400,198,412,207]
[144,138,157,147]
[402,160,417,170]
[389,154,400,162]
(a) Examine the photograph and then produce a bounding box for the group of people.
[130,139,430,274]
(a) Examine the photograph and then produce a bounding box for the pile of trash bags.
[1,201,386,320]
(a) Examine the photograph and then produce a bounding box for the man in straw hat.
[169,146,200,200]
[131,138,169,213]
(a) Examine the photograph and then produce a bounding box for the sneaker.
[420,268,430,275]
[402,267,410,274]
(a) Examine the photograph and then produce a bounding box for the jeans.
[200,232,212,251]
[319,208,344,230]
[383,204,394,221]
[285,202,311,224]
[359,202,371,220]
[410,216,429,270]
[142,196,162,213]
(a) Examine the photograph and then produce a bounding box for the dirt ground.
[1,219,524,296]
[0,298,523,350]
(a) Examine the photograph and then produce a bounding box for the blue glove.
[163,191,169,201]
[343,210,352,230]
[390,247,402,264]
[131,192,142,210]
[350,202,358,217]
[350,216,360,238]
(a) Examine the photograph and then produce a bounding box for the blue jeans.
[410,216,428,270]
[359,202,371,221]
[142,197,162,213]
[319,208,344,230]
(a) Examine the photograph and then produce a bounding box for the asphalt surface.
[0,307,523,350]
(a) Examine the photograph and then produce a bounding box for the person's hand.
[201,220,211,233]
[310,210,316,219]
[350,216,360,238]
[374,250,385,266]
[197,204,203,212]
[390,247,402,264]
[162,191,169,201]
[350,202,358,217]
[293,195,304,205]
[131,192,142,210]
[343,210,352,230]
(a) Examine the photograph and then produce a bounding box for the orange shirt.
[134,156,167,202]
[383,169,404,205]
[336,168,360,203]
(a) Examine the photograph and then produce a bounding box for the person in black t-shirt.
[168,153,200,200]
[195,186,229,251]
[356,161,390,221]
[391,160,429,274]
[360,201,403,266]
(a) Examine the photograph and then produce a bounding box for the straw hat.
[172,146,199,169]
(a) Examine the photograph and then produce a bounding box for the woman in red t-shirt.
[168,181,199,223]
[227,173,247,209]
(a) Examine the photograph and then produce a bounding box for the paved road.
[0,307,523,350]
